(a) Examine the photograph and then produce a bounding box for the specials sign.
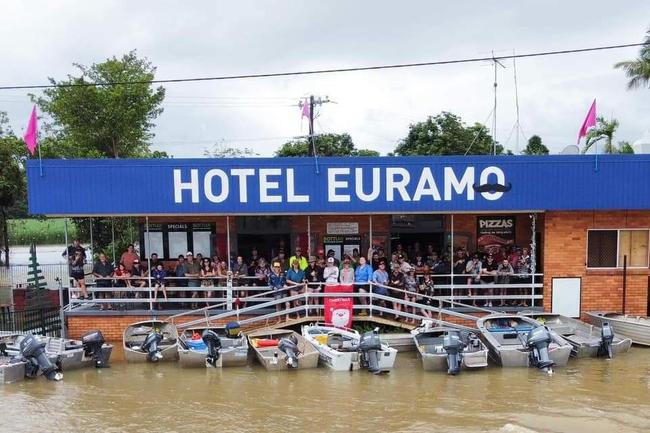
[477,216,515,253]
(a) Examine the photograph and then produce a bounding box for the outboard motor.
[278,334,300,368]
[525,326,555,371]
[225,322,241,338]
[81,330,110,368]
[141,331,163,362]
[20,334,63,381]
[443,330,464,375]
[358,329,383,374]
[202,329,222,367]
[598,322,615,359]
[0,341,7,357]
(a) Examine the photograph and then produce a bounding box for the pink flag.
[577,99,596,144]
[23,106,38,155]
[301,98,311,119]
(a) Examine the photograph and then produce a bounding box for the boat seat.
[327,334,344,350]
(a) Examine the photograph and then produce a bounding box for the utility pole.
[299,95,331,157]
[491,51,505,155]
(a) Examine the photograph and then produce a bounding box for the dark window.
[587,230,617,268]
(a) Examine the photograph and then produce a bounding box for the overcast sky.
[1,1,649,157]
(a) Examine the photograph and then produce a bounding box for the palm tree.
[582,116,619,154]
[615,29,650,89]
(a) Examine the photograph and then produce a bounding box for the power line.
[0,42,646,91]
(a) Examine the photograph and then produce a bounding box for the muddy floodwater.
[2,346,650,433]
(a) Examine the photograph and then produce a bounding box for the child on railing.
[152,264,167,310]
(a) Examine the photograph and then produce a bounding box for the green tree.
[33,50,165,158]
[522,135,549,155]
[0,113,26,266]
[393,112,504,156]
[616,141,635,154]
[582,116,619,154]
[614,29,650,89]
[275,133,379,157]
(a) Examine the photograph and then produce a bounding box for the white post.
[226,216,232,310]
[369,214,373,254]
[450,213,454,306]
[89,217,93,260]
[111,218,116,265]
[146,216,153,311]
[530,213,537,308]
[63,217,71,300]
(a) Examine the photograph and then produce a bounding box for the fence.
[0,305,62,337]
[66,273,544,314]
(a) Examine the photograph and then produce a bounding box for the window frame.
[586,228,650,269]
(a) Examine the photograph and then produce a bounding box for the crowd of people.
[66,238,537,314]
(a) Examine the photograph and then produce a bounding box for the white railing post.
[369,283,373,317]
[226,272,233,310]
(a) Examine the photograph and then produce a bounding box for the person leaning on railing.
[354,256,373,315]
[417,273,435,319]
[92,253,114,310]
[371,262,389,317]
[304,256,323,315]
[269,261,290,322]
[200,259,215,307]
[286,259,305,318]
[232,256,248,307]
[183,252,201,309]
[496,259,514,307]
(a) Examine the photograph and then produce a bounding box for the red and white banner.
[324,284,353,328]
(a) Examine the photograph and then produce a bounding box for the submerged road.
[2,347,650,432]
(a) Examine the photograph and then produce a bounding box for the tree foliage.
[614,29,650,89]
[393,112,504,156]
[33,51,165,158]
[205,142,259,158]
[0,112,26,266]
[616,141,635,154]
[522,135,549,155]
[275,133,379,157]
[583,116,619,154]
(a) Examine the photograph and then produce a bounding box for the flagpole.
[37,130,43,177]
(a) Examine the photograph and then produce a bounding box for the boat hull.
[123,320,179,363]
[249,330,319,371]
[0,358,26,384]
[586,312,650,346]
[412,327,488,372]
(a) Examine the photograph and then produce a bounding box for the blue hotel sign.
[26,155,650,215]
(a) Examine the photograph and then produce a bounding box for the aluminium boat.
[123,320,179,363]
[411,321,488,374]
[520,312,631,358]
[178,323,249,368]
[248,328,319,371]
[301,324,397,373]
[586,312,650,346]
[477,314,572,369]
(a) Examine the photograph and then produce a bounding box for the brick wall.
[543,211,650,318]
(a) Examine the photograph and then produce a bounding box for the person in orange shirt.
[120,244,139,272]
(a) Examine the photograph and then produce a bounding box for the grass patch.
[8,219,77,246]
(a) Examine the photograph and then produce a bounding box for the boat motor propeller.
[525,326,555,371]
[202,329,222,367]
[598,322,614,359]
[359,328,383,374]
[278,334,300,368]
[443,330,464,375]
[81,330,110,368]
[141,331,164,362]
[19,333,63,381]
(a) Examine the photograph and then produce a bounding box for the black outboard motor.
[598,322,615,359]
[525,326,555,371]
[141,331,163,362]
[359,329,383,374]
[202,329,222,367]
[443,330,464,375]
[81,330,110,368]
[278,334,300,368]
[20,334,63,381]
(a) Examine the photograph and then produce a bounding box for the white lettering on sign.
[444,167,475,201]
[174,169,199,203]
[328,168,350,202]
[479,166,506,201]
[204,169,229,203]
[479,218,514,228]
[171,165,508,206]
[259,168,282,203]
[286,168,310,202]
[230,168,255,202]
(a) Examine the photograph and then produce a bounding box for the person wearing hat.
[322,256,339,284]
[288,246,308,271]
[182,252,201,308]
[326,249,340,267]
[304,256,323,314]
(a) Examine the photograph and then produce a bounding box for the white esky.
[1,1,649,157]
